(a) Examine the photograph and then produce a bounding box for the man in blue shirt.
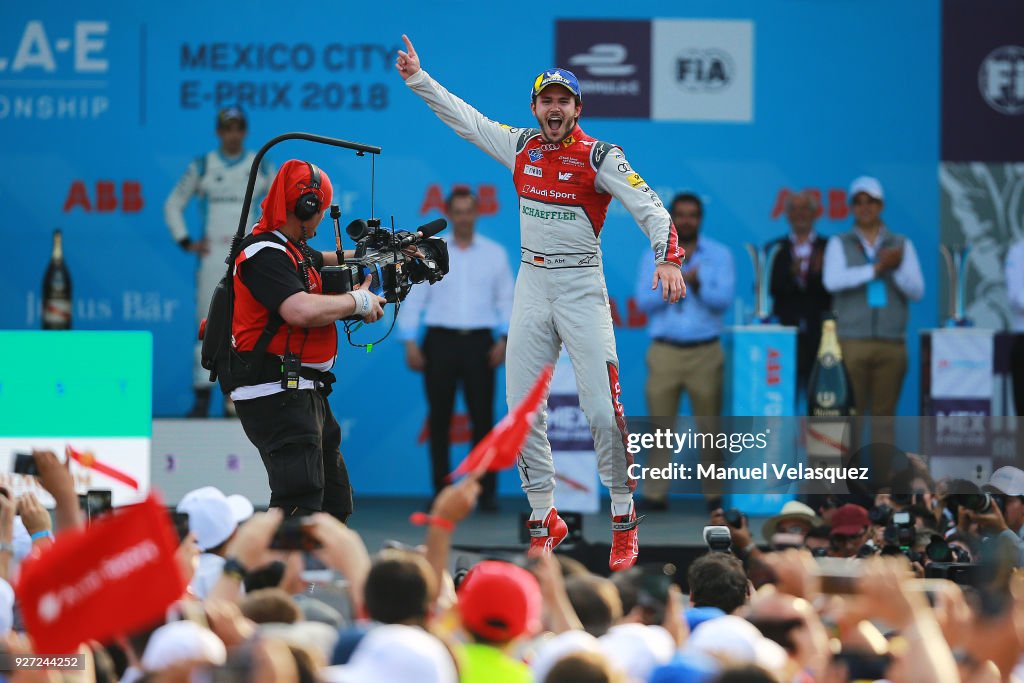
[634,193,735,510]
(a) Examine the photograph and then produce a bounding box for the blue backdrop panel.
[0,1,940,496]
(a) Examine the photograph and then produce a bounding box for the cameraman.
[951,470,1024,566]
[230,160,385,523]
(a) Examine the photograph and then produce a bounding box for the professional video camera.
[320,206,450,304]
[880,509,917,560]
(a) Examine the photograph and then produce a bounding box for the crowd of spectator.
[2,450,1024,683]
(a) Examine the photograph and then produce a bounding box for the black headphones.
[294,161,322,222]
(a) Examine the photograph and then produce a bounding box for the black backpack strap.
[252,312,284,358]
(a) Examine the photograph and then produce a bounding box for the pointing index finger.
[402,34,415,55]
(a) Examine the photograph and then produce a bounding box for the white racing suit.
[406,70,683,508]
[164,150,274,388]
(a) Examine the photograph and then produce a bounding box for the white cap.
[598,623,676,683]
[849,176,884,202]
[322,625,457,683]
[761,500,822,542]
[532,630,603,683]
[687,615,788,674]
[177,487,254,551]
[141,621,227,671]
[986,466,1024,496]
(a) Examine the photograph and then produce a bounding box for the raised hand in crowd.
[856,557,958,683]
[16,493,53,548]
[424,472,482,600]
[728,512,762,564]
[532,553,583,634]
[208,509,282,602]
[32,449,82,531]
[306,511,372,615]
[929,578,972,652]
[662,582,689,647]
[961,501,1010,536]
[760,548,820,601]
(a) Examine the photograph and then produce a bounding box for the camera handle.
[221,133,382,282]
[329,204,346,265]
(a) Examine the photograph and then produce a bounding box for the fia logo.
[558,172,573,181]
[979,46,1024,115]
[524,165,543,178]
[676,48,734,92]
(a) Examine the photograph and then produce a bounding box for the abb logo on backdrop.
[420,183,499,215]
[770,188,849,221]
[766,348,781,386]
[64,181,144,212]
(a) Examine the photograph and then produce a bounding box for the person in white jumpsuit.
[164,107,275,417]
[396,36,686,570]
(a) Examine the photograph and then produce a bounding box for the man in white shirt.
[400,188,515,510]
[823,176,924,418]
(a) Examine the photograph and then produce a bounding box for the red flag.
[16,493,186,653]
[449,364,553,480]
[66,444,141,490]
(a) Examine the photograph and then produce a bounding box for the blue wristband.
[30,530,53,541]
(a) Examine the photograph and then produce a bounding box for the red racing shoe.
[609,504,644,571]
[526,508,568,558]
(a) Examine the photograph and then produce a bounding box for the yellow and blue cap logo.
[531,68,582,101]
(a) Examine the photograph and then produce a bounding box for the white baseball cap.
[141,620,227,671]
[687,615,788,674]
[985,466,1024,496]
[176,487,254,551]
[849,176,884,202]
[322,624,457,683]
[599,623,676,682]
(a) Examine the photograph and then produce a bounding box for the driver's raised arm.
[397,34,521,169]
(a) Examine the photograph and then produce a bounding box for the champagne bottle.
[807,316,854,416]
[806,315,854,471]
[42,228,72,330]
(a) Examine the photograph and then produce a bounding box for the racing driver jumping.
[396,35,685,570]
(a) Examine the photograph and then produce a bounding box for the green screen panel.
[0,332,152,437]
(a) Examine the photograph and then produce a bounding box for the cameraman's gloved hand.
[347,275,386,322]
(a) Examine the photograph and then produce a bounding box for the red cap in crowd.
[829,504,870,536]
[457,560,541,643]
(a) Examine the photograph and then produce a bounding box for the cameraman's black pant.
[424,327,497,502]
[235,388,353,522]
